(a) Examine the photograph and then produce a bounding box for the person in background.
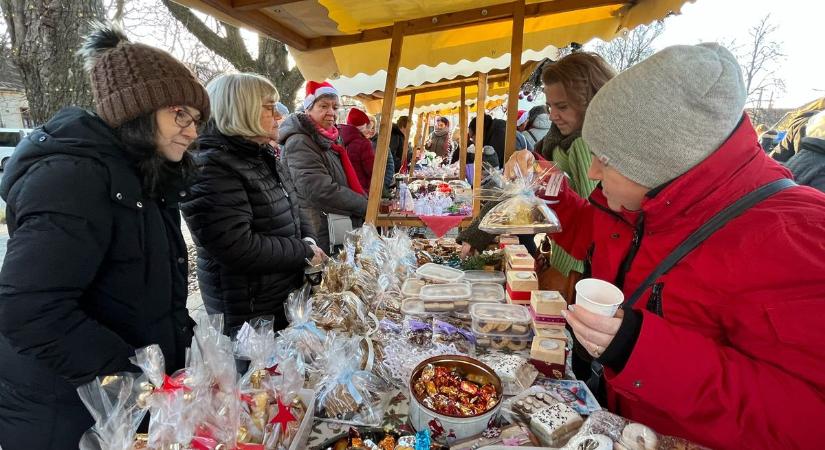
[460,52,615,301]
[341,107,376,195]
[181,73,324,334]
[391,115,412,175]
[785,109,825,192]
[522,104,552,150]
[280,81,367,252]
[367,114,378,147]
[274,102,290,126]
[760,128,778,152]
[468,113,508,168]
[425,116,453,160]
[770,109,821,162]
[515,110,530,151]
[544,43,825,450]
[0,25,208,449]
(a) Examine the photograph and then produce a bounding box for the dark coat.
[279,114,367,252]
[181,126,315,332]
[0,108,192,450]
[469,115,507,168]
[341,124,375,194]
[389,124,407,180]
[786,137,825,193]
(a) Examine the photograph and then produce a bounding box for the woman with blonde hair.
[182,73,325,333]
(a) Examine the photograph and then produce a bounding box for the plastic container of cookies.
[463,270,506,284]
[471,303,532,336]
[401,278,426,297]
[473,332,533,352]
[470,283,506,303]
[420,283,471,313]
[416,263,465,284]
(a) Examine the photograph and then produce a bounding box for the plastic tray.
[420,283,471,302]
[471,303,532,336]
[401,278,426,297]
[471,283,506,303]
[463,270,506,284]
[416,263,465,283]
[474,332,532,352]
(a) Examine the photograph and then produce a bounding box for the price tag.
[544,172,564,197]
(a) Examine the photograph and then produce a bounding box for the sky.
[518,0,823,112]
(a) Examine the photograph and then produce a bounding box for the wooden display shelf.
[374,214,475,228]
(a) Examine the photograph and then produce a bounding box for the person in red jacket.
[533,43,825,449]
[341,107,376,194]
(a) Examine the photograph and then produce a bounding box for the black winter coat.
[786,137,825,193]
[469,114,507,168]
[0,108,192,450]
[279,114,367,252]
[182,126,315,332]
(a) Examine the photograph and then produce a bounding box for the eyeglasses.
[171,107,202,129]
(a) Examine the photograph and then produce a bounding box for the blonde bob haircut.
[206,72,279,138]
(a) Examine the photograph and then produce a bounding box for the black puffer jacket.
[786,137,825,193]
[280,113,367,252]
[182,125,315,332]
[0,108,192,450]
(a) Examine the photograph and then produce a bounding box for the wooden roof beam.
[306,0,626,49]
[231,0,304,11]
[179,0,309,50]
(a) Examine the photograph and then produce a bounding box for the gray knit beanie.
[583,43,746,188]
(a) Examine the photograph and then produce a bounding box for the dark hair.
[397,115,411,129]
[115,114,196,198]
[437,116,450,126]
[541,52,616,114]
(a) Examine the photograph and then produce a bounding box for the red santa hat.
[346,108,370,132]
[303,80,338,110]
[516,109,528,127]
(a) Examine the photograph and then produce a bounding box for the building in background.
[0,58,31,129]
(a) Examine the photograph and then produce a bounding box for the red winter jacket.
[341,124,375,194]
[547,117,825,450]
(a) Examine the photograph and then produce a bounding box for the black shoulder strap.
[624,178,796,309]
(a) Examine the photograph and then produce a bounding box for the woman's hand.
[561,305,623,358]
[309,245,327,266]
[504,150,535,180]
[460,242,476,258]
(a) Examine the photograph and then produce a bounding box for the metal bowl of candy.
[408,355,503,441]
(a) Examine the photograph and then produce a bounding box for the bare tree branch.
[593,21,665,72]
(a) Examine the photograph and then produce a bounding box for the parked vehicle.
[0,128,33,171]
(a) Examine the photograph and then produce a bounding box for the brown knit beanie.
[79,24,209,128]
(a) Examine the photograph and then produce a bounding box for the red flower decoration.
[266,364,281,376]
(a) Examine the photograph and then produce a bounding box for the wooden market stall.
[173,0,692,227]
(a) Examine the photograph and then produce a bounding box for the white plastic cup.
[575,278,624,316]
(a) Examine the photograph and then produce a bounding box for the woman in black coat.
[181,73,325,333]
[0,26,208,450]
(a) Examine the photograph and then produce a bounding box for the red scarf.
[315,122,366,196]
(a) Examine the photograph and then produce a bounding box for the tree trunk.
[0,0,105,125]
[256,36,304,111]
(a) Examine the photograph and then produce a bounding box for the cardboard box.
[534,323,566,339]
[530,290,567,316]
[531,338,567,379]
[506,270,538,291]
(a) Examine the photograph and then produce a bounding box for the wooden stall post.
[503,0,525,162]
[366,23,405,223]
[399,92,416,173]
[473,73,488,215]
[458,85,468,181]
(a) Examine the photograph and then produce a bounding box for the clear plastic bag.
[310,290,371,334]
[281,284,327,368]
[480,354,538,396]
[315,335,388,427]
[77,374,146,450]
[403,317,433,349]
[432,318,475,355]
[478,162,562,235]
